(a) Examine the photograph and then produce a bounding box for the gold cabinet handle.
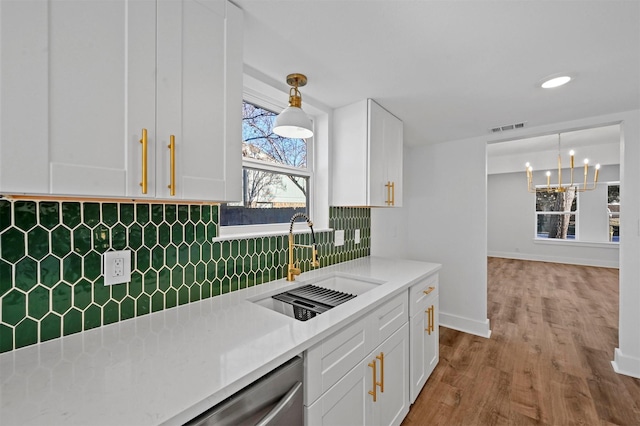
[368,360,377,402]
[423,286,435,295]
[168,135,176,196]
[385,181,395,206]
[390,181,395,206]
[139,128,148,194]
[376,352,384,393]
[425,306,433,335]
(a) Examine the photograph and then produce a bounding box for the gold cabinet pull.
[425,306,433,335]
[376,352,384,393]
[139,128,148,194]
[368,360,377,402]
[423,286,435,295]
[390,181,395,205]
[385,181,395,206]
[168,135,176,196]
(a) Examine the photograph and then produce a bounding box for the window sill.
[213,227,333,242]
[533,238,619,249]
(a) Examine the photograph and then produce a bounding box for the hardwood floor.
[402,257,640,426]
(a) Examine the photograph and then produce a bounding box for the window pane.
[242,102,307,169]
[220,169,308,226]
[536,191,577,212]
[536,213,576,239]
[608,184,620,242]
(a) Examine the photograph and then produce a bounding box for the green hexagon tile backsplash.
[0,200,370,353]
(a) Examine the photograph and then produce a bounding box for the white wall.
[403,136,491,338]
[487,165,620,268]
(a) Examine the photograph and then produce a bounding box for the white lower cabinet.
[409,274,439,403]
[305,293,409,426]
[306,323,409,426]
[304,272,440,425]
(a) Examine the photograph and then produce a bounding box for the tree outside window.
[535,190,577,239]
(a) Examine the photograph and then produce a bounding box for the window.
[608,184,620,242]
[220,100,312,229]
[535,190,577,239]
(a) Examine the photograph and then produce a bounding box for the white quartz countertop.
[0,256,441,426]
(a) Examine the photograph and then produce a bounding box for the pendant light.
[273,73,314,139]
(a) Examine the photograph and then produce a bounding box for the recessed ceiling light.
[541,76,572,89]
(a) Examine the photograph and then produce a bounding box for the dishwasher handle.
[255,381,303,426]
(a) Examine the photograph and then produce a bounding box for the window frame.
[218,90,316,238]
[533,187,579,241]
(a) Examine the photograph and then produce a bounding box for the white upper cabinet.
[0,0,242,201]
[332,99,403,207]
[154,0,242,201]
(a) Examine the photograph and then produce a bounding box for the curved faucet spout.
[289,212,316,245]
[287,213,319,281]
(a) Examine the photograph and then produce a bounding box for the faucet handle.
[312,246,320,268]
[290,267,301,276]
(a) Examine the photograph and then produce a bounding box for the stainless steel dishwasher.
[185,355,303,426]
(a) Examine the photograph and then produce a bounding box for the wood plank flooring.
[402,257,640,426]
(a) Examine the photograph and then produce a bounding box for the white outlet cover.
[354,229,361,244]
[335,230,345,247]
[103,250,132,285]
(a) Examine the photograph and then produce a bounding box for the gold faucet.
[287,213,320,281]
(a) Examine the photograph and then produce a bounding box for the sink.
[250,273,386,321]
[296,272,386,295]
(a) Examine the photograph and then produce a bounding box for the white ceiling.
[487,124,620,174]
[235,0,640,147]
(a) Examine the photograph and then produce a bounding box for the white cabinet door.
[0,0,49,193]
[155,0,242,201]
[368,100,403,207]
[49,0,156,197]
[332,99,403,207]
[383,105,403,207]
[306,359,373,426]
[409,291,439,403]
[425,295,439,380]
[373,322,410,426]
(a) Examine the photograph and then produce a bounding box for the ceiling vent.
[491,122,526,133]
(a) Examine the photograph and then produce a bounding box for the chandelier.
[525,134,600,193]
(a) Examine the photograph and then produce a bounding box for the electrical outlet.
[103,250,132,285]
[354,229,361,245]
[335,230,345,247]
[114,258,124,276]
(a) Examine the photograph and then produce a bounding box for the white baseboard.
[488,251,619,269]
[612,348,640,379]
[440,312,491,338]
